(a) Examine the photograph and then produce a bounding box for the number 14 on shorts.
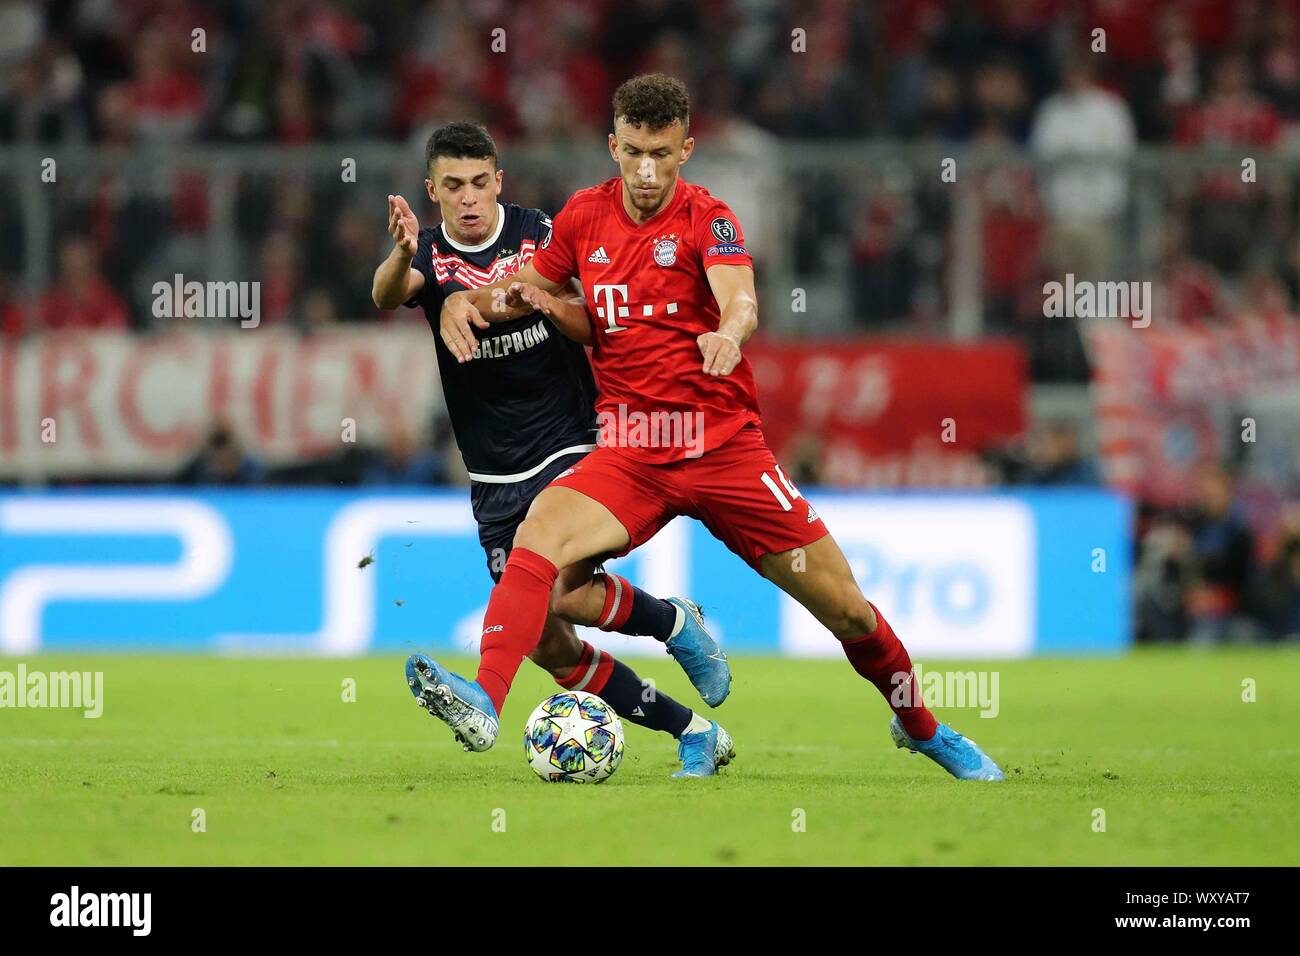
[760,464,802,511]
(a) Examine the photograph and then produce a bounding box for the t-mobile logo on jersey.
[592,284,679,335]
[592,284,630,333]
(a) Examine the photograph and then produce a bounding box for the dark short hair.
[425,122,498,172]
[612,73,690,132]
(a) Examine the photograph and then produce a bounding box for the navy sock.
[627,588,679,642]
[600,659,692,737]
[559,642,692,738]
[598,573,679,642]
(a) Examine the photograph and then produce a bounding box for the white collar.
[441,203,506,252]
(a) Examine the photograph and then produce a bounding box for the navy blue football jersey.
[406,202,598,481]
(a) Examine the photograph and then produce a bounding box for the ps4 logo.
[0,495,685,655]
[0,492,1094,658]
[0,496,479,654]
[0,498,233,654]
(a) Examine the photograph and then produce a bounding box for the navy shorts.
[470,451,589,583]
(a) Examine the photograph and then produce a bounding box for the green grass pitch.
[2,648,1297,865]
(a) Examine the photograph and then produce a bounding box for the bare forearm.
[372,245,414,309]
[457,279,533,322]
[699,264,757,375]
[461,263,571,323]
[717,292,758,346]
[544,297,593,345]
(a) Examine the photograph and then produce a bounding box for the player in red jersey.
[435,74,1003,780]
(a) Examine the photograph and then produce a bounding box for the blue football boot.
[405,653,499,752]
[890,716,1004,781]
[672,720,736,779]
[664,598,732,707]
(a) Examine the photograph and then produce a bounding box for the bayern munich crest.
[653,234,678,267]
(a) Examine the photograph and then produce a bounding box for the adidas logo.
[806,504,820,523]
[632,706,645,717]
[587,246,611,263]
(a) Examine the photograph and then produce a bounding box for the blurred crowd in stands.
[1133,469,1300,643]
[2,0,1300,367]
[176,416,456,488]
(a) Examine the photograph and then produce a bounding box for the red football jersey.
[532,177,761,464]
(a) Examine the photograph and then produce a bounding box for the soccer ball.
[523,690,625,783]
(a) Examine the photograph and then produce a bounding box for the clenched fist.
[697,330,742,376]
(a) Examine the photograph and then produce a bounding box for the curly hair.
[612,73,690,132]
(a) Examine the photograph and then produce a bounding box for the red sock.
[593,573,633,631]
[554,641,616,693]
[476,548,557,713]
[840,602,938,741]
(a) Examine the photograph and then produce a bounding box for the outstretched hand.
[440,293,491,363]
[506,281,562,318]
[388,194,419,257]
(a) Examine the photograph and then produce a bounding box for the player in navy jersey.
[371,122,734,777]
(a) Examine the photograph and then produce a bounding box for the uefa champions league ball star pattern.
[524,691,625,783]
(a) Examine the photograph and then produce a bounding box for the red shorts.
[548,423,829,569]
